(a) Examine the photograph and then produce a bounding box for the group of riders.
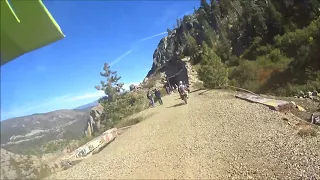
[147,88,163,107]
[147,81,190,107]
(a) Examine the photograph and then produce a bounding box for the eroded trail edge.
[47,90,320,179]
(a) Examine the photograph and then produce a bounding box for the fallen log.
[235,93,292,111]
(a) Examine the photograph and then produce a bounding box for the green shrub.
[94,63,151,130]
[116,116,144,128]
[198,42,229,89]
[229,48,292,93]
[144,80,156,89]
[143,73,162,89]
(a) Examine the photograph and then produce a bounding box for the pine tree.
[200,0,210,13]
[95,63,124,102]
[198,42,229,88]
[202,20,217,48]
[95,63,124,128]
[184,33,198,56]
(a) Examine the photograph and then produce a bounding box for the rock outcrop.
[145,14,203,87]
[182,57,203,85]
[85,104,104,136]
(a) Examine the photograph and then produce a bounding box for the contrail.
[109,50,132,67]
[139,32,167,42]
[109,31,168,66]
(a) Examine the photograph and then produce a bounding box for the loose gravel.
[46,89,320,179]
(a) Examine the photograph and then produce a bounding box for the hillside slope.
[47,90,320,179]
[146,0,320,95]
[0,148,42,179]
[1,109,89,154]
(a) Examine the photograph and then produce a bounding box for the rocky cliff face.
[145,14,203,87]
[85,104,104,136]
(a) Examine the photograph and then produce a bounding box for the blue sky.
[1,1,200,120]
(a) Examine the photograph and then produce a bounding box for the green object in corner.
[1,0,65,66]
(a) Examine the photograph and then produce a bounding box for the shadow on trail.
[190,88,204,94]
[166,102,185,108]
[198,89,210,95]
[172,88,205,100]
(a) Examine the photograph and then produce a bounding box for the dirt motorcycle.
[180,88,189,104]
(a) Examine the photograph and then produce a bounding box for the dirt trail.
[47,90,320,179]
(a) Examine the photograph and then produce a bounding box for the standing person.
[147,90,155,107]
[178,82,182,95]
[154,88,163,105]
[168,85,173,94]
[174,84,178,93]
[165,86,170,95]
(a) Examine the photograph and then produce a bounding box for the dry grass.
[192,81,204,90]
[296,122,318,137]
[143,73,162,89]
[116,116,144,128]
[193,63,201,71]
[115,113,155,129]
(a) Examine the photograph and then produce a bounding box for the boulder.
[85,104,104,136]
[91,104,103,130]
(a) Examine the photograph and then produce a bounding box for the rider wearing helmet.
[178,81,187,98]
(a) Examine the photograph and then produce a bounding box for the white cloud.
[1,95,70,120]
[1,90,105,120]
[123,82,140,91]
[64,91,105,102]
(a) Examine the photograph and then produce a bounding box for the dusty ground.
[46,89,320,180]
[261,94,320,122]
[279,96,320,121]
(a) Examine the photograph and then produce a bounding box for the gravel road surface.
[47,90,320,179]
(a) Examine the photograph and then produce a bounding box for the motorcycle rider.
[178,81,188,99]
[183,81,190,93]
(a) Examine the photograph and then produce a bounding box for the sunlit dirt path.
[47,89,320,180]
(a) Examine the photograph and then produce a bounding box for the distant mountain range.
[0,98,101,153]
[0,109,89,154]
[0,99,101,155]
[74,100,99,110]
[0,99,104,179]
